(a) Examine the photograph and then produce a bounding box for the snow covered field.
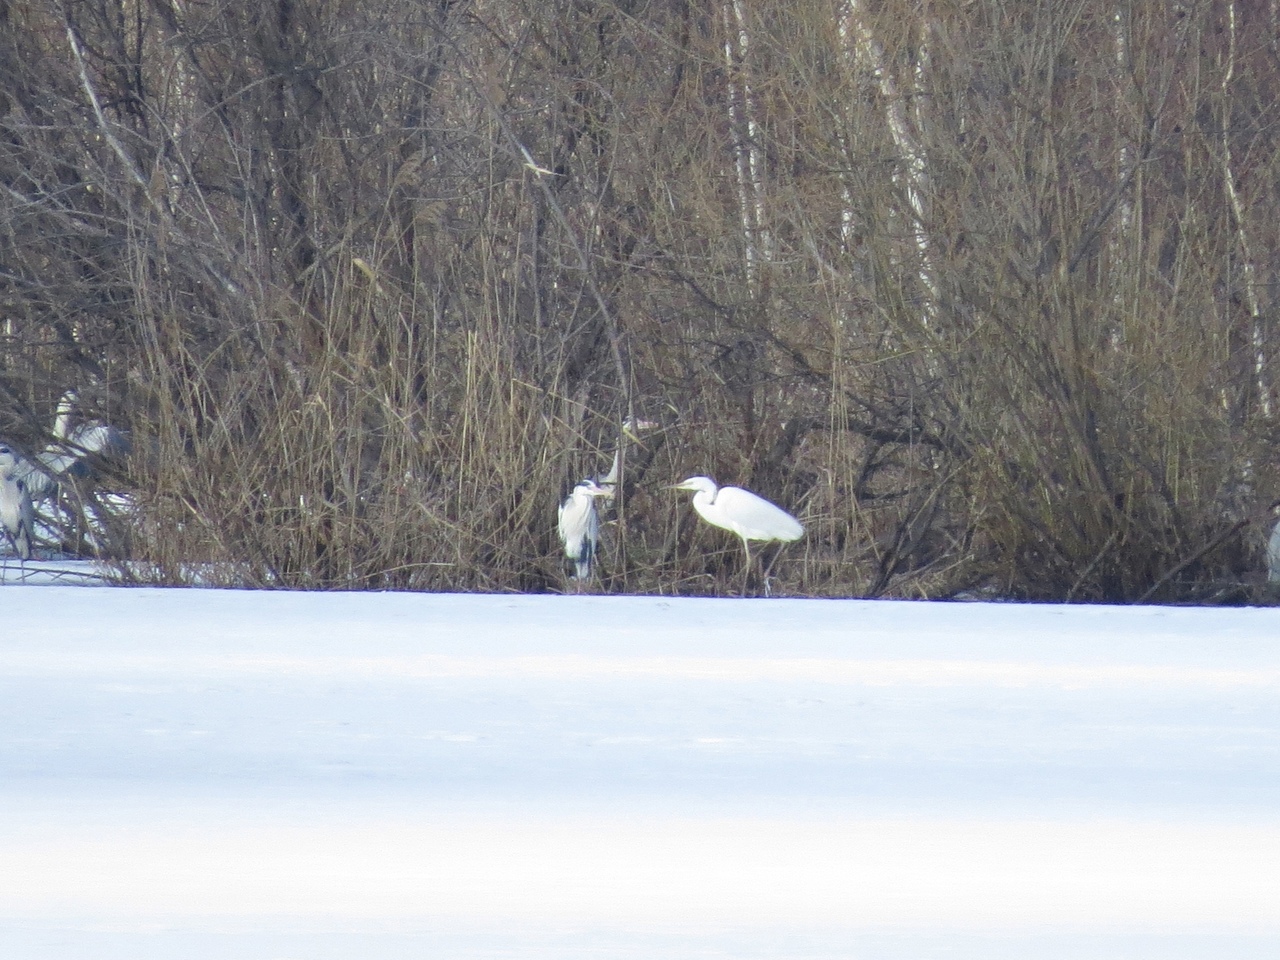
[2,582,1280,958]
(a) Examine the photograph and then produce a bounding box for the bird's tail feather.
[14,524,32,561]
[572,541,594,580]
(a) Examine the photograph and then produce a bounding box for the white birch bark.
[1113,8,1133,238]
[722,0,769,296]
[838,0,937,328]
[1107,6,1135,351]
[1219,1,1271,417]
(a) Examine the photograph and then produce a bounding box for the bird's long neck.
[599,449,620,486]
[53,394,76,441]
[692,487,719,516]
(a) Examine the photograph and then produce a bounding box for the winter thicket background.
[4,0,1280,600]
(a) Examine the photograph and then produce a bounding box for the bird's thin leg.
[740,538,753,597]
[760,545,784,597]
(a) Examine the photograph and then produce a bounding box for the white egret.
[558,477,613,580]
[0,443,35,561]
[671,475,803,591]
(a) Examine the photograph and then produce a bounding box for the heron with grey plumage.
[557,417,658,584]
[0,390,130,565]
[558,477,613,581]
[0,443,35,565]
[7,391,130,504]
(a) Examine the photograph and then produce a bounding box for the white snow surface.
[3,585,1280,958]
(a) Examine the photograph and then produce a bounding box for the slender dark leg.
[760,544,786,597]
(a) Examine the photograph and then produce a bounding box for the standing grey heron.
[593,417,659,496]
[558,478,613,580]
[0,443,35,561]
[557,417,658,582]
[671,475,804,592]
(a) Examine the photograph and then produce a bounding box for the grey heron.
[671,475,804,591]
[11,390,130,502]
[557,417,658,582]
[558,477,613,580]
[0,391,129,563]
[594,417,659,496]
[45,390,129,474]
[0,443,35,561]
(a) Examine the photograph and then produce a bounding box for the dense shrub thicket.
[3,0,1280,601]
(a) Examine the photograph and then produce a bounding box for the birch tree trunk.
[838,0,937,328]
[721,0,770,296]
[1219,0,1271,418]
